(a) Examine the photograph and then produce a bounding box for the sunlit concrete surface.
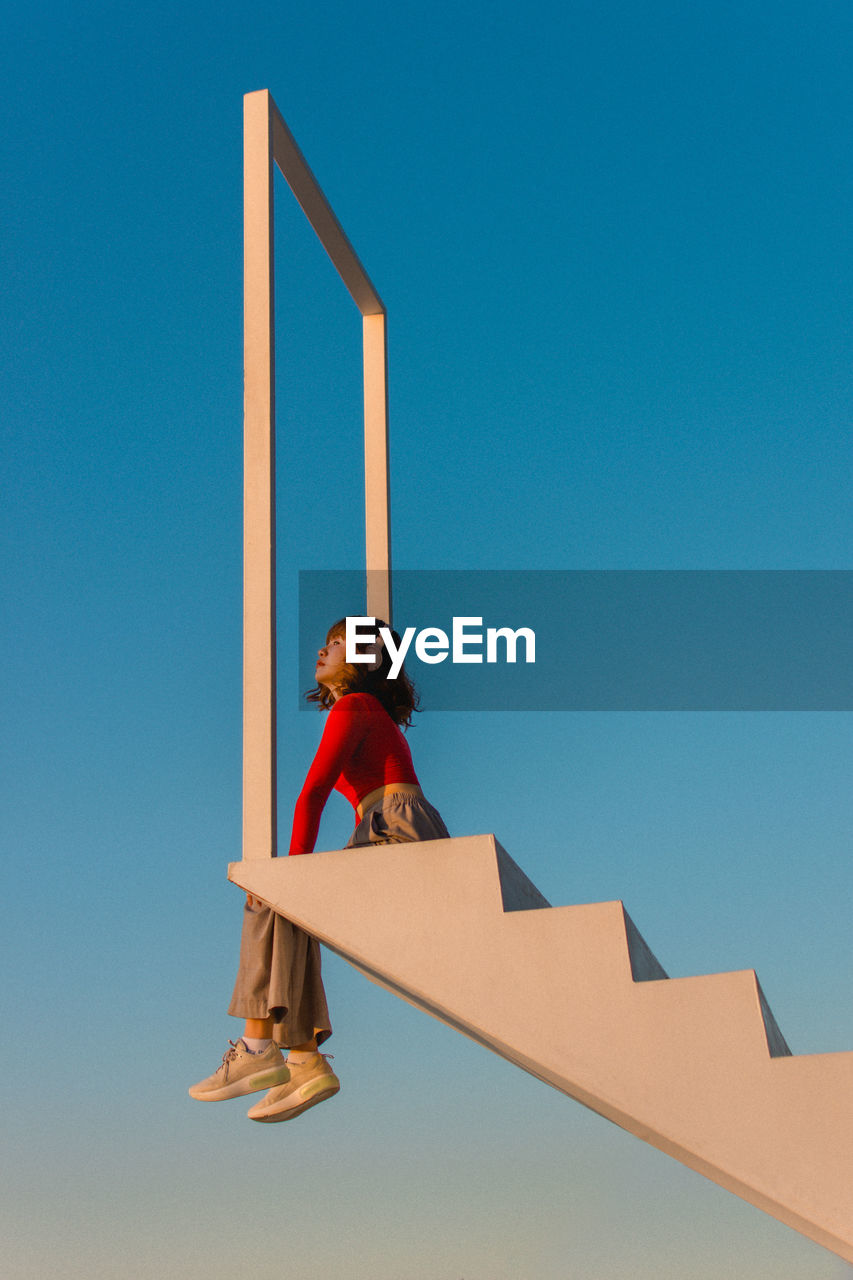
[230,835,853,1264]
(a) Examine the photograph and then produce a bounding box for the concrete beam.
[241,91,392,862]
[230,835,853,1263]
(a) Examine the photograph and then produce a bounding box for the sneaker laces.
[217,1040,242,1072]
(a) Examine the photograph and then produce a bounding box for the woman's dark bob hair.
[305,618,420,727]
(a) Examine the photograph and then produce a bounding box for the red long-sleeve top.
[288,692,419,855]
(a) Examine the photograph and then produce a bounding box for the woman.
[189,617,449,1123]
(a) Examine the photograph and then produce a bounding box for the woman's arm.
[288,696,366,855]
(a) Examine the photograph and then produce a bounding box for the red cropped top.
[288,692,419,856]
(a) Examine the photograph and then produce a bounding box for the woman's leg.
[228,896,332,1048]
[190,899,327,1104]
[244,1017,274,1039]
[237,908,336,1122]
[243,1018,316,1053]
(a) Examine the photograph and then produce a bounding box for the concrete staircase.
[229,835,853,1262]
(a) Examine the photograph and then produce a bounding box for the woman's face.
[315,630,348,689]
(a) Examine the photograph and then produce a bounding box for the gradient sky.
[3,2,852,1277]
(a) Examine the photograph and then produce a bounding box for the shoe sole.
[188,1064,290,1102]
[247,1075,340,1123]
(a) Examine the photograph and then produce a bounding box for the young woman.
[189,617,449,1123]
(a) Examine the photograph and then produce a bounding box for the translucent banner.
[297,570,853,711]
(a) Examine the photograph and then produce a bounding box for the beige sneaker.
[247,1053,340,1122]
[189,1039,290,1101]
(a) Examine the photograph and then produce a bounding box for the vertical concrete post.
[242,90,277,860]
[363,312,392,624]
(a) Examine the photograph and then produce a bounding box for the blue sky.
[2,2,852,1276]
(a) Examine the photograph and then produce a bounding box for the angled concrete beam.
[229,836,853,1264]
[260,91,392,622]
[267,101,384,316]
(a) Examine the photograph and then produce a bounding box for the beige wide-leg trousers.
[228,794,449,1047]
